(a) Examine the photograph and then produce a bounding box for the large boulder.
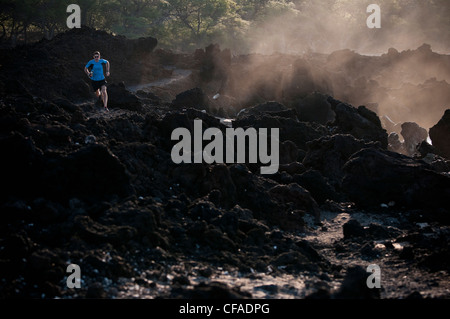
[172,87,210,112]
[401,122,428,156]
[107,82,143,112]
[429,109,450,159]
[303,134,379,186]
[333,266,380,299]
[342,148,450,209]
[387,132,407,155]
[294,92,335,124]
[268,183,320,223]
[328,97,388,148]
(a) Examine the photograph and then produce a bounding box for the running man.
[84,51,110,111]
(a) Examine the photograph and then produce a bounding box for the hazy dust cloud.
[213,0,450,133]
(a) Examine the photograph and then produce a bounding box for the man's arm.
[106,61,110,76]
[84,66,91,77]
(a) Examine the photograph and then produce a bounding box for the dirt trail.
[128,68,192,93]
[303,210,450,298]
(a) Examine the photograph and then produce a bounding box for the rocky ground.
[0,27,449,299]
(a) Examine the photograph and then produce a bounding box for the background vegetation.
[1,0,449,54]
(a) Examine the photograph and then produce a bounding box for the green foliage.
[161,0,232,48]
[0,0,449,53]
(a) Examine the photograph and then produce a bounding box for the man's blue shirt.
[85,59,108,81]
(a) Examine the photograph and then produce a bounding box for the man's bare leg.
[101,85,108,111]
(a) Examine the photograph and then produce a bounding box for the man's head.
[93,51,100,61]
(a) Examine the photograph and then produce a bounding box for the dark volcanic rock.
[239,101,287,114]
[416,140,436,158]
[130,36,158,55]
[83,253,136,279]
[157,112,194,147]
[3,80,34,98]
[42,123,74,146]
[157,108,224,152]
[172,87,209,112]
[1,132,44,199]
[107,82,143,112]
[421,153,450,173]
[268,183,320,223]
[401,122,428,156]
[295,92,335,124]
[237,101,298,121]
[387,132,407,155]
[279,140,299,165]
[86,282,107,299]
[334,266,380,299]
[172,163,208,197]
[27,249,65,286]
[74,215,137,246]
[185,282,251,299]
[203,164,237,208]
[228,164,284,225]
[188,200,222,222]
[0,26,160,101]
[278,161,306,175]
[3,27,450,300]
[429,109,450,159]
[292,170,341,204]
[44,144,133,200]
[303,134,379,186]
[1,231,32,264]
[342,148,450,209]
[100,200,161,240]
[366,223,402,240]
[271,251,310,271]
[67,79,92,100]
[233,113,327,151]
[328,97,388,148]
[343,219,365,239]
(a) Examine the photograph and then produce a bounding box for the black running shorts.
[91,79,107,92]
